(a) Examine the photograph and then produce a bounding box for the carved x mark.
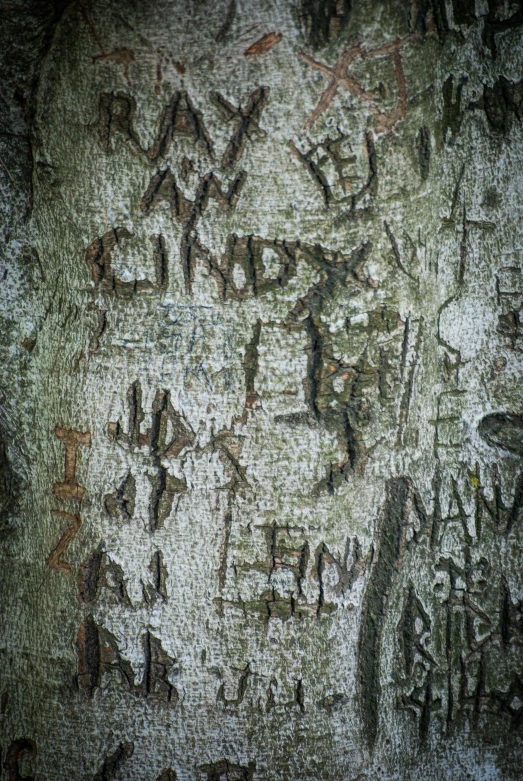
[300,35,416,133]
[210,86,269,169]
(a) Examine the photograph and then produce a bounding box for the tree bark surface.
[1,1,523,779]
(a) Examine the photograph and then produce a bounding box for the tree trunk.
[1,1,523,778]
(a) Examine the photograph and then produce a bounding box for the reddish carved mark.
[300,34,416,133]
[47,510,82,574]
[75,0,104,55]
[93,49,134,66]
[53,426,91,501]
[300,43,370,128]
[365,46,407,134]
[93,49,135,85]
[244,32,282,56]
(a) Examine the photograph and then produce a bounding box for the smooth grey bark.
[1,1,523,779]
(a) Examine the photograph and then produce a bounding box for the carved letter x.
[210,86,269,169]
[300,35,416,133]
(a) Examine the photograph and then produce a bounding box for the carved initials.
[85,230,168,296]
[53,426,91,501]
[46,510,82,574]
[210,86,269,169]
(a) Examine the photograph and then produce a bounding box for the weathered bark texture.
[1,0,523,778]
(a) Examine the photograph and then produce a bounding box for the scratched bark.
[1,0,523,779]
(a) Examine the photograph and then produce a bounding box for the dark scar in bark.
[478,412,523,456]
[199,759,256,781]
[441,75,465,144]
[157,771,178,781]
[409,0,450,41]
[104,472,136,521]
[78,550,130,606]
[358,477,427,746]
[78,549,103,603]
[300,0,352,50]
[77,614,134,697]
[482,77,523,136]
[477,462,523,535]
[142,550,169,605]
[482,3,523,57]
[217,663,252,708]
[92,742,134,781]
[4,739,37,781]
[416,126,430,180]
[215,0,236,42]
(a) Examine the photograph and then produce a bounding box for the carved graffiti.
[218,520,365,623]
[244,33,282,57]
[53,426,91,501]
[104,472,136,521]
[300,35,416,132]
[67,15,523,760]
[139,630,178,703]
[217,663,252,709]
[77,617,178,703]
[76,614,133,697]
[108,381,194,456]
[107,382,191,529]
[210,87,269,169]
[496,261,523,352]
[141,167,246,294]
[46,510,82,574]
[289,131,377,211]
[95,90,213,159]
[47,425,91,574]
[353,462,523,743]
[396,585,439,740]
[266,678,305,712]
[142,550,169,605]
[78,549,130,606]
[85,230,168,297]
